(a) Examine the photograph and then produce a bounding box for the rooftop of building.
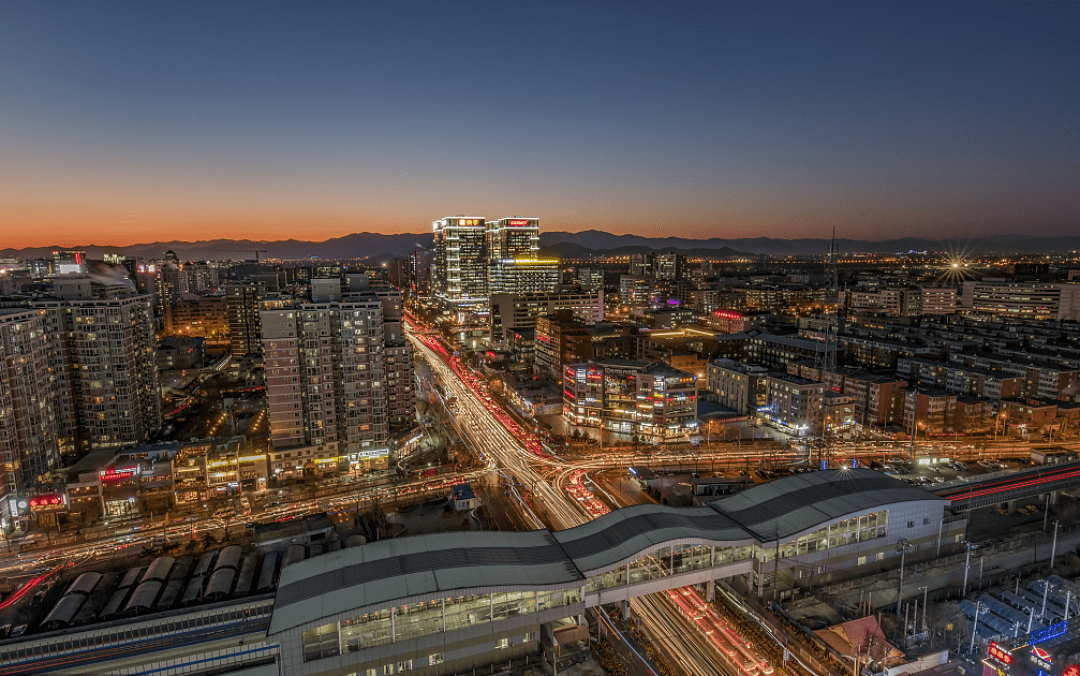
[710,468,946,541]
[710,358,769,373]
[451,483,475,501]
[753,333,829,350]
[63,449,118,476]
[766,372,821,386]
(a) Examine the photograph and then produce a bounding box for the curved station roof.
[270,469,945,634]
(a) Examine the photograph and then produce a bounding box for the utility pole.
[908,386,919,461]
[814,225,840,470]
[970,602,983,654]
[962,543,977,597]
[922,585,929,634]
[896,539,910,615]
[1041,582,1053,620]
[1050,520,1059,566]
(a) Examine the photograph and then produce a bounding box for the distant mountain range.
[2,230,1077,261]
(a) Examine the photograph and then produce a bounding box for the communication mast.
[814,226,840,468]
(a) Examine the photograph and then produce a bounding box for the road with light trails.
[408,324,796,676]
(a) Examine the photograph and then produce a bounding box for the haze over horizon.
[1,1,1077,249]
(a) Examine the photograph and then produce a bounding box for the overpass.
[931,460,1080,511]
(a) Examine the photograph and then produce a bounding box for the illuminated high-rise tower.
[486,217,539,262]
[432,217,488,310]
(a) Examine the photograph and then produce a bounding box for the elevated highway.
[931,460,1080,511]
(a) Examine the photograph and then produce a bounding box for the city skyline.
[2,1,1078,248]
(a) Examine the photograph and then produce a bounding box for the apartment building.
[897,357,1024,401]
[961,281,1080,321]
[705,358,768,415]
[167,294,228,343]
[841,286,958,317]
[373,289,415,431]
[225,281,266,357]
[763,373,824,435]
[9,280,163,454]
[0,308,61,523]
[535,314,591,383]
[261,279,407,477]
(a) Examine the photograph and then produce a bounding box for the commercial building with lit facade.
[563,359,698,440]
[486,217,539,261]
[432,217,489,311]
[487,259,560,296]
[489,291,604,346]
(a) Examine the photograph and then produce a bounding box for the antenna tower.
[814,226,840,468]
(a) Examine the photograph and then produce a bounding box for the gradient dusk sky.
[1,0,1077,248]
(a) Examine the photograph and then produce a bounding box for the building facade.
[489,292,604,346]
[261,280,406,476]
[705,358,769,415]
[961,281,1080,321]
[0,309,61,523]
[432,217,488,311]
[226,281,266,357]
[563,360,698,440]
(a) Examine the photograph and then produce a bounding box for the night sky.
[1,0,1076,248]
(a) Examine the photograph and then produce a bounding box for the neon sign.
[29,495,65,511]
[101,467,137,482]
[1032,646,1052,669]
[507,220,531,226]
[1032,620,1067,644]
[989,642,1013,665]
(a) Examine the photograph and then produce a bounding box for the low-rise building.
[705,358,769,416]
[157,336,206,371]
[763,373,824,436]
[563,360,698,440]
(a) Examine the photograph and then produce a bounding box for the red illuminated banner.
[989,642,1013,665]
[29,495,65,511]
[101,467,137,482]
[713,311,743,320]
[507,220,532,226]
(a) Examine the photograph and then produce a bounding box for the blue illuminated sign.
[1032,620,1068,645]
